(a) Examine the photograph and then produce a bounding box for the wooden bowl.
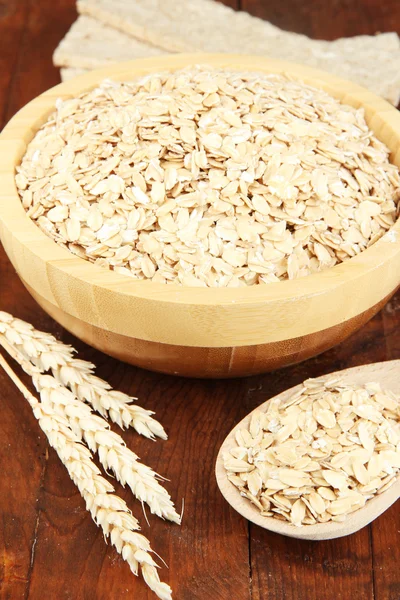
[0,54,400,378]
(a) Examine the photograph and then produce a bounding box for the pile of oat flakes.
[224,378,400,526]
[16,67,400,287]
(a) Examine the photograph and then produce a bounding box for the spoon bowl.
[216,360,400,540]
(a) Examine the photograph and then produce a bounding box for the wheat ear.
[0,332,180,524]
[0,352,172,600]
[0,311,166,440]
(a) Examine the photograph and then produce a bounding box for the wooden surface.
[217,360,400,540]
[1,56,400,378]
[0,0,399,598]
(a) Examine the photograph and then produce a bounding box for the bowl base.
[23,281,396,379]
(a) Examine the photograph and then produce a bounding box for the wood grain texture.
[23,281,398,377]
[250,530,375,600]
[1,55,400,377]
[371,296,400,600]
[219,0,239,8]
[2,0,76,124]
[241,0,400,40]
[0,1,399,599]
[0,363,48,600]
[0,0,28,127]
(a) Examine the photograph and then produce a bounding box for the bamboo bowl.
[1,54,400,378]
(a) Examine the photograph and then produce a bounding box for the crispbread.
[76,0,400,104]
[277,33,400,105]
[53,15,163,69]
[60,67,90,82]
[77,0,397,56]
[77,0,274,54]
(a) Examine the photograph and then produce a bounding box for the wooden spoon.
[216,360,400,540]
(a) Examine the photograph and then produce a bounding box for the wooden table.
[0,1,399,598]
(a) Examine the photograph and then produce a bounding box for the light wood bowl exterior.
[0,54,400,378]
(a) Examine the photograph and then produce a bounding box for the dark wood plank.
[370,297,400,600]
[241,0,400,40]
[220,0,240,8]
[3,0,76,124]
[250,531,373,600]
[246,304,394,600]
[0,356,48,600]
[370,502,400,600]
[0,0,28,127]
[0,2,49,598]
[382,294,400,360]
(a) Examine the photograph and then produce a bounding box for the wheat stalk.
[0,352,172,600]
[0,330,180,524]
[0,311,166,440]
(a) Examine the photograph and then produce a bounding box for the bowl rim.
[0,53,400,309]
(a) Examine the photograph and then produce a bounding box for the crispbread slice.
[77,0,398,56]
[77,0,282,53]
[53,15,163,69]
[69,0,400,104]
[261,32,400,104]
[296,33,400,105]
[60,67,90,81]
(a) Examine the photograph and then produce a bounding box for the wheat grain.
[0,324,180,524]
[0,352,172,600]
[0,311,166,439]
[35,371,181,523]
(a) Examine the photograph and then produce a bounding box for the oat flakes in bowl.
[16,65,400,288]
